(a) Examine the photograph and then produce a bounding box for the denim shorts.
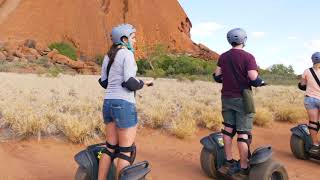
[102,99,138,128]
[304,96,320,110]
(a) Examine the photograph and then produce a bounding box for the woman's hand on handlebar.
[145,80,154,87]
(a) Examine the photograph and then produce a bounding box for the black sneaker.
[226,163,241,176]
[225,159,238,168]
[309,145,320,155]
[227,165,250,178]
[239,167,250,175]
[218,159,238,175]
[231,167,250,179]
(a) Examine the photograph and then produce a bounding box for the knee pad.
[117,143,137,165]
[308,121,320,132]
[221,122,236,138]
[237,131,252,146]
[98,141,119,161]
[237,131,252,158]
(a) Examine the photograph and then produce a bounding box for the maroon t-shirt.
[217,49,258,98]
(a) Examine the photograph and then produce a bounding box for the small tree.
[142,44,168,71]
[269,64,295,76]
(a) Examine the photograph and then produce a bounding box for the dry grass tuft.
[0,73,308,142]
[254,107,273,127]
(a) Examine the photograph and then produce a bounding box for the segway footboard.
[290,124,312,150]
[200,132,226,169]
[118,161,151,180]
[74,143,115,180]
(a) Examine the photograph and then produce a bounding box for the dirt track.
[0,122,319,180]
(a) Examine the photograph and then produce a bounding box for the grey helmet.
[227,28,247,45]
[110,24,136,44]
[312,52,320,64]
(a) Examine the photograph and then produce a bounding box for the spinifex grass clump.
[0,73,307,142]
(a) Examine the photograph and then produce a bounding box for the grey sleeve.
[123,51,137,81]
[121,51,145,91]
[100,55,109,81]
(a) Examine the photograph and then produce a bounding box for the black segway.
[290,124,320,160]
[74,143,151,180]
[200,132,288,180]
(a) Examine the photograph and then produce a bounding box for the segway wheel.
[249,159,288,180]
[200,147,217,178]
[75,166,90,180]
[290,134,309,160]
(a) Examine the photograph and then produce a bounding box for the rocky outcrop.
[0,40,100,73]
[193,43,219,60]
[0,0,219,60]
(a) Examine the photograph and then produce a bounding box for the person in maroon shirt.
[213,28,266,176]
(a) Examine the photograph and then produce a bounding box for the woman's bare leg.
[116,125,137,179]
[307,109,319,145]
[98,122,118,180]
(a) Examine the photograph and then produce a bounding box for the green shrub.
[0,61,12,72]
[49,42,77,60]
[95,54,104,66]
[145,69,166,78]
[137,59,152,75]
[47,66,64,77]
[260,73,298,85]
[269,64,295,76]
[35,57,52,68]
[137,54,216,81]
[259,64,298,85]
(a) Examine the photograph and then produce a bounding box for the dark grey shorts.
[221,97,255,132]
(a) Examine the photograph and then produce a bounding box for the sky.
[178,0,320,74]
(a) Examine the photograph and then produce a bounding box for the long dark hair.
[107,44,122,64]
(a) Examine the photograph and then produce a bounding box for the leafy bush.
[269,64,295,76]
[95,54,104,66]
[137,60,152,75]
[47,66,64,77]
[137,54,216,80]
[49,42,77,60]
[35,57,52,68]
[259,64,298,85]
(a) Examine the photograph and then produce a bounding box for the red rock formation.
[0,0,219,60]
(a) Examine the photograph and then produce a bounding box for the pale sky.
[178,0,320,74]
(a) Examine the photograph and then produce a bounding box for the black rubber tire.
[75,166,90,180]
[290,134,309,160]
[74,164,118,180]
[200,147,217,178]
[249,159,288,180]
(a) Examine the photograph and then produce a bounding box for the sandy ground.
[0,122,319,180]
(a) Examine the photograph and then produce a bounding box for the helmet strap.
[119,41,135,53]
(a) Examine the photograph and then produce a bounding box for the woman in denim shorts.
[97,24,153,180]
[299,52,320,155]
